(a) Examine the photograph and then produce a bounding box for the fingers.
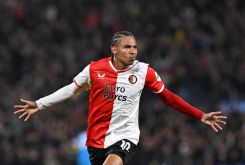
[19,112,27,119]
[215,116,227,126]
[14,105,27,109]
[216,116,227,120]
[212,111,227,123]
[211,124,218,132]
[20,99,30,104]
[211,112,227,118]
[14,99,37,122]
[207,112,227,133]
[210,111,222,115]
[14,109,26,114]
[214,123,222,130]
[210,111,227,117]
[24,114,31,122]
[19,99,37,108]
[14,99,34,115]
[15,99,32,107]
[211,123,221,132]
[216,119,226,125]
[211,122,224,133]
[14,99,29,110]
[14,110,31,122]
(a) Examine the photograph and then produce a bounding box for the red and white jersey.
[73,57,164,148]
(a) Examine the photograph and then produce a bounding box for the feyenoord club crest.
[128,75,137,84]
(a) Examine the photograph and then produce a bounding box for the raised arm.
[14,99,39,122]
[144,66,227,132]
[14,64,91,121]
[158,88,227,132]
[14,82,88,121]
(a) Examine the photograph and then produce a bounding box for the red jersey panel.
[73,57,164,148]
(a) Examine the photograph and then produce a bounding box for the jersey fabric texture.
[73,57,164,148]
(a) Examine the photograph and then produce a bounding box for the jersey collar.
[108,57,132,73]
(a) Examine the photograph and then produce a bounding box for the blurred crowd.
[0,0,244,164]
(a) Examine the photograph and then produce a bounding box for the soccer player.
[14,31,227,165]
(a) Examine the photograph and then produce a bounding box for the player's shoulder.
[89,57,111,69]
[90,57,110,65]
[131,60,160,78]
[131,60,149,70]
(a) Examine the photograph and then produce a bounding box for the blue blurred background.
[0,0,244,164]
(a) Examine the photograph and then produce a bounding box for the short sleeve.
[144,66,164,93]
[73,64,90,87]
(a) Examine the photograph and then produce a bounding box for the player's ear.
[111,46,117,55]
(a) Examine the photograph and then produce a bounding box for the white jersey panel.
[104,62,148,148]
[73,64,90,87]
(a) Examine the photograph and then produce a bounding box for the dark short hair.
[111,31,134,46]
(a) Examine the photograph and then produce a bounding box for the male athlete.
[14,31,227,165]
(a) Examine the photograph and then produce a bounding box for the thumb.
[20,99,29,103]
[20,99,36,107]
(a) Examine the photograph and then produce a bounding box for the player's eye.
[123,45,137,49]
[124,45,131,48]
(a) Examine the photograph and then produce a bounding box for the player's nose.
[129,47,137,54]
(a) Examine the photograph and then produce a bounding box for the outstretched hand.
[201,111,227,132]
[14,99,39,121]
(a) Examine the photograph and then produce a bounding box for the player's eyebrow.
[123,45,137,48]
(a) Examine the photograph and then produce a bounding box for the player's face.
[111,36,137,67]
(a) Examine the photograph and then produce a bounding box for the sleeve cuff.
[35,99,46,110]
[154,85,165,93]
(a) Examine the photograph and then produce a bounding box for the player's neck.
[111,57,130,71]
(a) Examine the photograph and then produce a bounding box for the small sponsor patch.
[128,75,137,84]
[97,73,105,79]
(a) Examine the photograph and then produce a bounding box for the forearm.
[158,88,204,120]
[36,83,78,110]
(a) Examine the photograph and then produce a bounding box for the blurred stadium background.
[0,0,244,165]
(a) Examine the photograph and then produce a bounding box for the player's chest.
[90,70,145,96]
